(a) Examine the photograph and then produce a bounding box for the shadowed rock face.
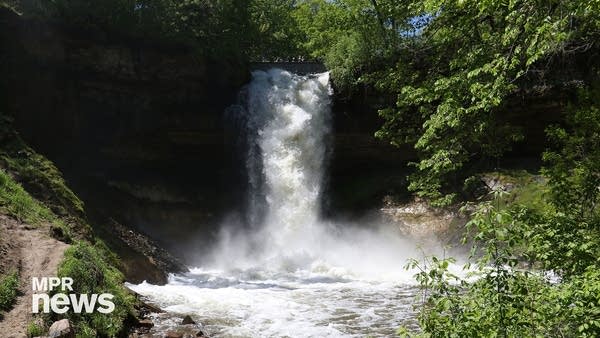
[0,8,249,265]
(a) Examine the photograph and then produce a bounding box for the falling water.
[128,69,451,337]
[246,69,331,246]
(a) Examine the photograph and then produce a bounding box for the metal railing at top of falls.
[249,62,327,75]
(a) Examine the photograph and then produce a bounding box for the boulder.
[181,315,196,325]
[48,319,74,338]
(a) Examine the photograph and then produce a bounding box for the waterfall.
[128,68,452,338]
[244,69,332,247]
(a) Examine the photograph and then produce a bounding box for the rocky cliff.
[0,7,249,264]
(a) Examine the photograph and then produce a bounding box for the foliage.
[0,116,135,336]
[370,0,600,204]
[14,0,251,63]
[402,87,600,337]
[543,88,600,221]
[533,87,600,278]
[0,270,18,312]
[22,0,137,30]
[55,241,135,337]
[293,0,402,90]
[467,170,550,213]
[0,147,84,221]
[26,320,45,338]
[273,0,599,203]
[0,115,84,239]
[248,0,306,60]
[13,0,316,63]
[0,169,60,227]
[403,191,600,337]
[0,116,83,216]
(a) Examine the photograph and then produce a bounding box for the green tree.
[534,86,600,278]
[293,0,401,90]
[402,86,600,337]
[374,0,600,205]
[248,0,306,60]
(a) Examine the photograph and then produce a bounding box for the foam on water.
[128,269,419,337]
[128,69,451,337]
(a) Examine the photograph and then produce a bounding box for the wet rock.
[463,176,491,199]
[181,315,196,325]
[127,287,166,315]
[143,301,165,313]
[165,332,183,338]
[381,197,463,237]
[110,219,188,282]
[481,174,516,192]
[136,318,154,328]
[135,299,165,315]
[48,319,74,338]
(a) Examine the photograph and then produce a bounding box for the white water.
[128,69,449,337]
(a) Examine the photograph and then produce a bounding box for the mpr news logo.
[31,277,115,314]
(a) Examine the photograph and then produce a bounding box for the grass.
[0,115,88,239]
[0,169,72,240]
[55,241,135,337]
[1,149,84,218]
[26,320,45,338]
[0,270,19,312]
[0,169,55,225]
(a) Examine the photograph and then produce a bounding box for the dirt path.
[0,215,69,338]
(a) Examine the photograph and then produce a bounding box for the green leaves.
[0,270,19,312]
[407,185,600,337]
[293,0,409,90]
[248,0,306,60]
[404,84,600,337]
[371,0,599,204]
[57,241,135,337]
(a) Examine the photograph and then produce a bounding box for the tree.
[293,0,401,90]
[374,0,600,205]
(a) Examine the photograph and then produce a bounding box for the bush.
[402,192,600,337]
[0,270,19,312]
[56,241,134,337]
[26,320,45,337]
[402,93,600,336]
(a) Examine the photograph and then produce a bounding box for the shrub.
[55,241,135,337]
[0,270,19,312]
[26,320,45,337]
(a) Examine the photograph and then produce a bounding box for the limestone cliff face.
[0,8,249,262]
[0,10,247,153]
